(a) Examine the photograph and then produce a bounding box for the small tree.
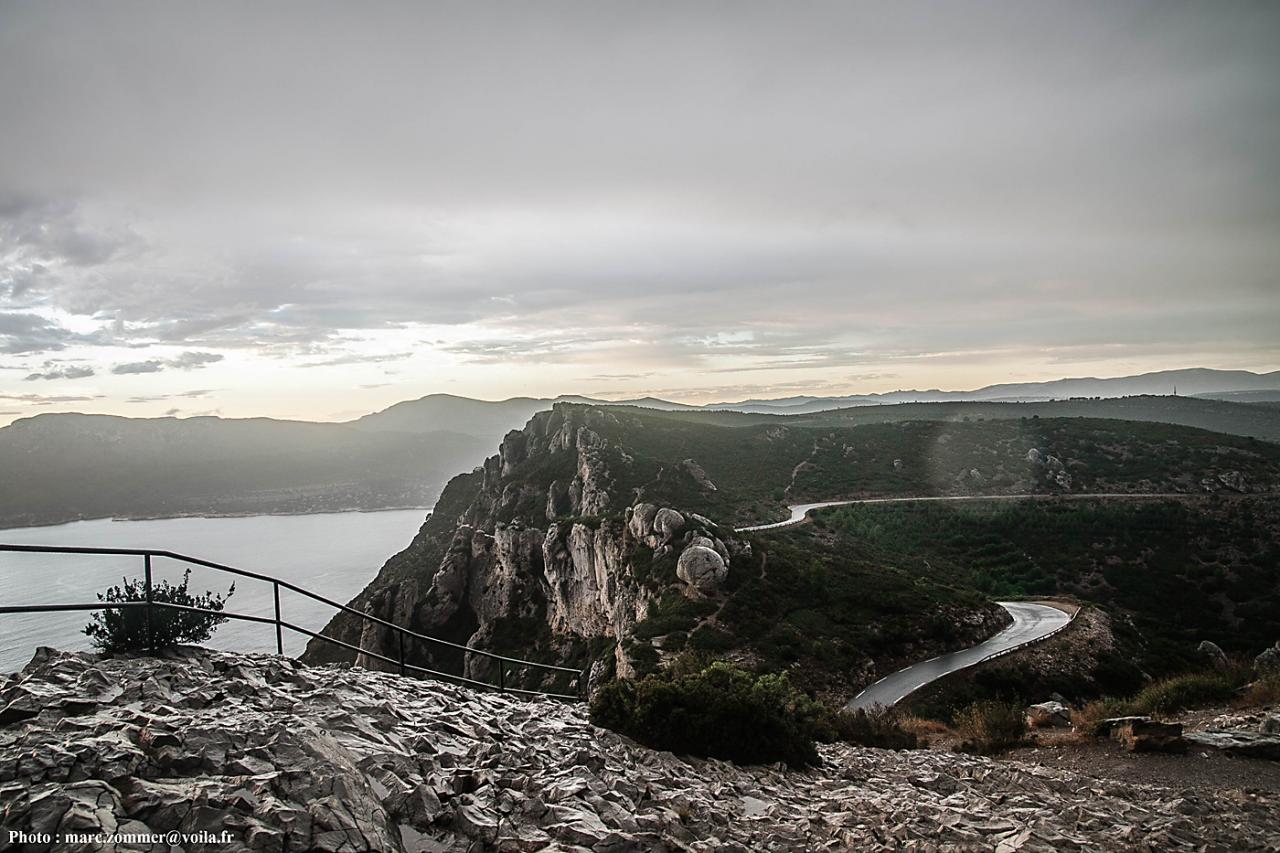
[84,569,235,654]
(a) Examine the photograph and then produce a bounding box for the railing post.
[273,581,283,656]
[498,658,505,693]
[398,630,406,676]
[143,553,155,652]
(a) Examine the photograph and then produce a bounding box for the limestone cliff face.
[305,404,745,686]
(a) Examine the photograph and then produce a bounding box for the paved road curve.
[845,601,1072,711]
[735,492,1189,533]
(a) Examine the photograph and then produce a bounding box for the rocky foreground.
[2,649,1278,851]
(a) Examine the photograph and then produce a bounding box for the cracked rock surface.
[3,647,1278,851]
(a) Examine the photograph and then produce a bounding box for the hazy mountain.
[5,369,1278,529]
[1192,389,1280,404]
[350,393,693,444]
[344,369,1280,430]
[0,413,491,529]
[349,394,557,445]
[643,396,1280,444]
[703,368,1280,413]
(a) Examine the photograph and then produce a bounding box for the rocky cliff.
[306,405,767,688]
[316,403,1280,695]
[3,647,1276,851]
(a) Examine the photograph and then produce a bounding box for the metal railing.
[0,543,583,701]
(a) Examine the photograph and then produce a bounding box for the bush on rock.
[590,660,829,767]
[84,569,235,654]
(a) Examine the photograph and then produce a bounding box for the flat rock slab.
[1186,730,1280,761]
[1,647,1278,851]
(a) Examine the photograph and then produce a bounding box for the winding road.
[845,601,1072,711]
[735,492,1187,533]
[734,497,1104,709]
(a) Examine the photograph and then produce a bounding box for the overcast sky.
[1,1,1277,424]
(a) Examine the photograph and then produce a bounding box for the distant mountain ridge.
[3,367,1278,528]
[348,367,1280,425]
[695,368,1280,414]
[0,412,491,529]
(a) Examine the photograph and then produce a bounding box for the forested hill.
[515,404,1280,528]
[627,395,1280,443]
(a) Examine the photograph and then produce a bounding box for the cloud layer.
[0,2,1277,421]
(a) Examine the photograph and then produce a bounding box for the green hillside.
[615,395,1280,442]
[530,405,1280,528]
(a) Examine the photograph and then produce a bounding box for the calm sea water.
[0,509,428,673]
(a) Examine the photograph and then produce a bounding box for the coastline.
[0,504,433,533]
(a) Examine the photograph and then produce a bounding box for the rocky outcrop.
[676,544,728,594]
[679,458,718,493]
[307,403,761,688]
[1197,639,1230,671]
[308,407,637,680]
[1025,701,1071,729]
[1256,641,1280,679]
[4,648,1278,851]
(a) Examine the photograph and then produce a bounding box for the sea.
[0,509,428,673]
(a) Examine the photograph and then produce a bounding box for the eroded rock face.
[2,648,1277,852]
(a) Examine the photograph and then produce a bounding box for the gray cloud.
[298,352,413,368]
[0,313,78,354]
[111,352,223,375]
[125,389,214,404]
[111,360,165,375]
[24,362,95,381]
[0,392,103,405]
[0,2,1275,384]
[167,351,224,369]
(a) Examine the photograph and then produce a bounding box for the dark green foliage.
[687,624,737,652]
[631,591,717,641]
[1129,672,1240,716]
[717,524,992,684]
[622,639,661,676]
[559,404,1280,527]
[84,570,235,655]
[821,496,1280,676]
[589,661,834,767]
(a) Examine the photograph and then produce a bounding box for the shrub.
[687,624,736,652]
[897,714,952,742]
[1236,674,1280,709]
[84,570,235,655]
[825,708,918,750]
[1129,672,1236,716]
[590,661,830,767]
[954,700,1027,753]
